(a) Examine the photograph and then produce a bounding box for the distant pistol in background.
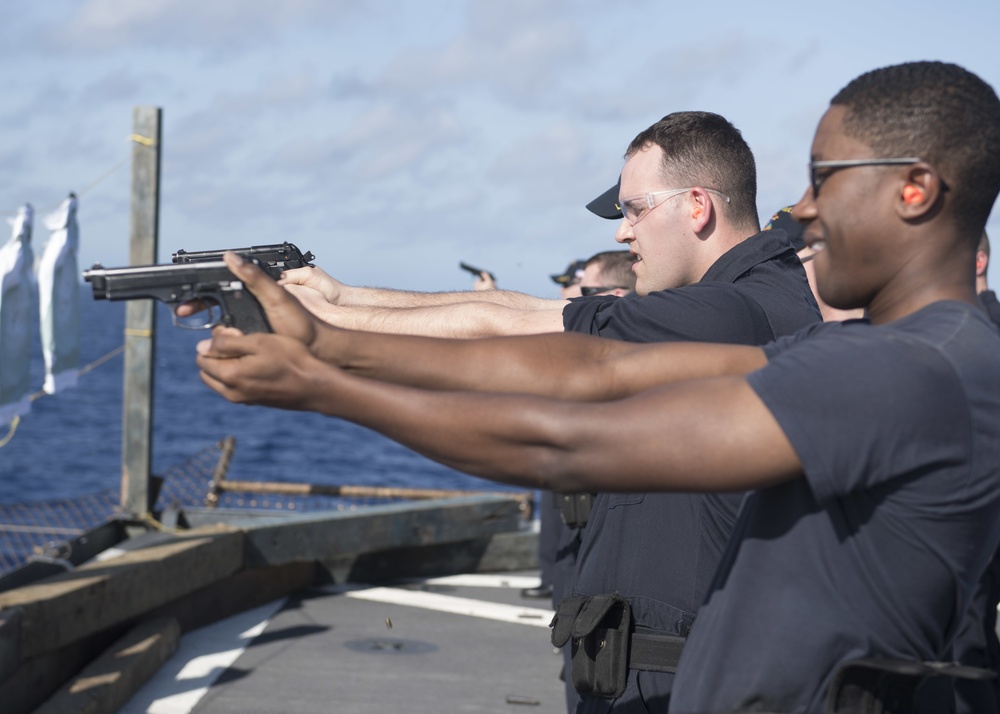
[459,262,495,280]
[82,242,317,334]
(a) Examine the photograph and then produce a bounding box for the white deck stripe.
[418,573,543,589]
[118,598,287,714]
[332,584,553,628]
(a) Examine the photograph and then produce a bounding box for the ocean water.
[0,288,517,506]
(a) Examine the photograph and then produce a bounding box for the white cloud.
[267,100,469,184]
[52,0,356,51]
[378,0,587,107]
[81,69,148,102]
[488,121,619,203]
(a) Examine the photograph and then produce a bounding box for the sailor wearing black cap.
[551,112,820,713]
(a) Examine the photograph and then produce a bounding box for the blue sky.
[1,0,998,296]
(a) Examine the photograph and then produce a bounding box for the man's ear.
[689,188,713,231]
[976,250,989,277]
[897,164,943,219]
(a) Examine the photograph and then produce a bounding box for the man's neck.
[867,278,979,325]
[691,225,759,281]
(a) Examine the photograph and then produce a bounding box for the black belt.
[629,630,686,673]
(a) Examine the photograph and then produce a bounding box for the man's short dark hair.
[979,231,990,258]
[625,111,760,234]
[586,250,638,291]
[831,61,1000,236]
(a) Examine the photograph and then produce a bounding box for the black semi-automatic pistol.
[83,242,317,334]
[171,241,315,278]
[83,260,273,333]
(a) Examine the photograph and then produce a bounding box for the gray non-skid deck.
[122,571,565,713]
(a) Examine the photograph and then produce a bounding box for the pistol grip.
[219,289,272,333]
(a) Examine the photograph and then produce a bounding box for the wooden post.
[120,106,162,518]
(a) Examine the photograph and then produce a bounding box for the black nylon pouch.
[567,594,632,699]
[551,596,588,648]
[558,493,596,528]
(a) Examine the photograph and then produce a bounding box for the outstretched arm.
[197,331,800,494]
[285,285,568,337]
[325,328,767,401]
[176,263,568,338]
[282,265,557,310]
[220,253,768,400]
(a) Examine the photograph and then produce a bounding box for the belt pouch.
[555,594,631,699]
[558,493,595,528]
[550,596,588,649]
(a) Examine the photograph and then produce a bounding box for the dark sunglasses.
[808,158,921,197]
[579,285,630,297]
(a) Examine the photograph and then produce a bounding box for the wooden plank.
[0,606,21,685]
[320,529,539,583]
[33,617,179,714]
[470,529,540,573]
[242,495,525,568]
[0,626,124,714]
[144,561,318,633]
[0,530,242,658]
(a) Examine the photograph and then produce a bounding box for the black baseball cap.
[763,205,806,251]
[551,260,587,285]
[585,176,623,220]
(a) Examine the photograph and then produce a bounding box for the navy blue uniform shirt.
[978,289,1000,326]
[563,228,818,343]
[673,304,1000,714]
[952,290,1000,714]
[560,230,821,711]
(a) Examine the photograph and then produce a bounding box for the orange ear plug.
[903,185,924,204]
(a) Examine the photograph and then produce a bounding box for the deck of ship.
[0,494,552,714]
[120,572,564,714]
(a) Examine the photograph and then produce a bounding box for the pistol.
[172,241,315,278]
[83,260,273,333]
[459,262,495,281]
